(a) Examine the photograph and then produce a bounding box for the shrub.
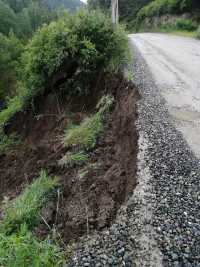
[58,151,89,167]
[0,9,128,132]
[137,0,193,22]
[20,9,129,101]
[0,32,24,101]
[175,18,197,31]
[0,225,65,267]
[1,170,58,234]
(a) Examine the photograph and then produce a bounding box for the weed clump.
[63,95,114,150]
[1,170,58,234]
[0,225,65,267]
[58,151,89,167]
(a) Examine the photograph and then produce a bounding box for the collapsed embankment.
[0,73,139,244]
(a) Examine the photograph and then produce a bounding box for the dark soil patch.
[0,73,139,243]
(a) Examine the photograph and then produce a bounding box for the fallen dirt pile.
[0,73,139,243]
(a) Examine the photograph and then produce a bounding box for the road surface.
[130,33,200,158]
[129,33,200,266]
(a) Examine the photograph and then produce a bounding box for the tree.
[0,0,17,35]
[0,32,23,100]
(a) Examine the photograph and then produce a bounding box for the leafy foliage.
[0,0,17,35]
[88,0,152,28]
[0,225,65,267]
[19,10,129,101]
[175,18,197,31]
[0,32,23,101]
[1,170,58,234]
[137,0,194,22]
[0,0,56,38]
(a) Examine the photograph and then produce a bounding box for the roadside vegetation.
[137,0,194,22]
[136,0,200,37]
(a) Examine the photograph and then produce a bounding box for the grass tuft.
[0,224,65,267]
[1,170,58,234]
[63,95,114,150]
[58,151,89,168]
[0,131,21,154]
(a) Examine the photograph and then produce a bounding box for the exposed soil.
[0,73,139,243]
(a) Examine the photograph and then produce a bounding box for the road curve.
[129,33,200,266]
[130,33,200,158]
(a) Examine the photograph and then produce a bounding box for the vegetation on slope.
[88,0,152,28]
[0,10,129,131]
[0,171,65,267]
[137,0,200,22]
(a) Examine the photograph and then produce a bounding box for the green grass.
[64,112,103,150]
[0,95,23,128]
[138,25,198,39]
[1,170,58,234]
[58,151,89,167]
[63,95,114,150]
[0,171,67,266]
[158,28,197,38]
[0,131,21,154]
[0,225,65,267]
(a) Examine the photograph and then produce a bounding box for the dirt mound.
[0,73,139,243]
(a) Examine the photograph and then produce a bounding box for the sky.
[81,0,87,3]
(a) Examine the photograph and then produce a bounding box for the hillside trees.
[137,0,200,22]
[88,0,152,26]
[0,32,23,102]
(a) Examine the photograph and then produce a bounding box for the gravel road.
[130,33,200,158]
[130,33,200,266]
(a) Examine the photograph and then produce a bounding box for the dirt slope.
[0,73,139,243]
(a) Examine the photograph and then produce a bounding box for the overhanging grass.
[58,151,89,167]
[64,112,103,150]
[63,95,114,150]
[0,96,23,128]
[1,170,58,234]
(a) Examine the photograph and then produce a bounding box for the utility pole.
[111,0,118,24]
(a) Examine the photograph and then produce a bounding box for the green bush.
[0,225,65,267]
[1,170,58,234]
[0,32,24,101]
[0,10,127,148]
[175,18,197,31]
[19,9,129,101]
[137,0,193,21]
